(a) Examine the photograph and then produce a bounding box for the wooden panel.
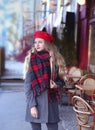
[80,5,87,19]
[0,48,5,76]
[79,19,88,69]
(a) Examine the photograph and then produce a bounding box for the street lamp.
[77,0,86,5]
[41,0,47,4]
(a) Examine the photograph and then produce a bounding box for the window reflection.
[88,23,95,72]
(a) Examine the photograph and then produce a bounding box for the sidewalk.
[0,60,78,130]
[0,90,77,130]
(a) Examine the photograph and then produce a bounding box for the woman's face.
[34,38,45,51]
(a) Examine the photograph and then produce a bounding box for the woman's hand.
[50,79,57,89]
[30,106,38,118]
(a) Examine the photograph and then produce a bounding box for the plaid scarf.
[29,50,60,102]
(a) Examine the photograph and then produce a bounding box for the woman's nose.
[36,43,39,46]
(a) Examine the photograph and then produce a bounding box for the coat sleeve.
[24,71,37,108]
[55,77,66,88]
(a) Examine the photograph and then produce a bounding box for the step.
[0,82,24,92]
[0,76,24,83]
[0,78,24,83]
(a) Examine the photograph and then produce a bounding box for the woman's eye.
[34,41,42,44]
[39,41,43,43]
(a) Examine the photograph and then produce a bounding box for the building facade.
[1,0,95,75]
[77,0,95,73]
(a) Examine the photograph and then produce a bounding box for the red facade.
[78,0,95,70]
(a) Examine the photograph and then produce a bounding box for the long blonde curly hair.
[23,41,67,80]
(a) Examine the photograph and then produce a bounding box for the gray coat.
[24,71,60,123]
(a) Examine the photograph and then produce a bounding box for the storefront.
[88,1,95,73]
[77,0,95,73]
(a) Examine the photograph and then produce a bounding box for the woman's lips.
[36,47,40,50]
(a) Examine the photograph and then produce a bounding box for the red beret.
[34,31,54,43]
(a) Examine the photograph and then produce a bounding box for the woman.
[23,31,67,130]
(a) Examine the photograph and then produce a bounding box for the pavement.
[0,60,78,130]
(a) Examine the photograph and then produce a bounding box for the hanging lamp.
[77,0,86,5]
